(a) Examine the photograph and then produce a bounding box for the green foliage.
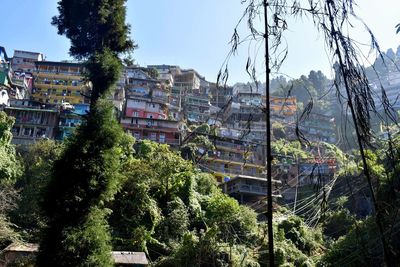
[0,112,22,186]
[147,67,159,79]
[272,139,312,159]
[12,140,64,242]
[0,112,21,249]
[109,140,260,265]
[194,124,211,134]
[0,111,14,145]
[204,191,258,244]
[86,49,123,100]
[320,219,379,266]
[38,100,134,266]
[157,229,260,267]
[52,0,134,59]
[259,217,324,267]
[0,186,20,249]
[322,209,354,240]
[157,197,190,242]
[274,75,317,104]
[41,0,136,264]
[272,121,286,140]
[278,216,324,256]
[181,134,215,162]
[193,172,218,196]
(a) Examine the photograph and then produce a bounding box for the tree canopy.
[52,0,134,59]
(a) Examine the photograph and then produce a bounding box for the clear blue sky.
[2,0,400,84]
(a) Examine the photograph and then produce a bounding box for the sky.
[1,0,400,84]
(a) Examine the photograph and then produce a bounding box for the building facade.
[32,61,91,105]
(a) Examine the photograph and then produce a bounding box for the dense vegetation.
[1,106,399,266]
[0,118,327,266]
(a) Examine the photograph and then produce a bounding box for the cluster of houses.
[0,46,339,207]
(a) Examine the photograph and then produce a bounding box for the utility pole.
[263,0,274,266]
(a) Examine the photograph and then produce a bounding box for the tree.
[109,141,260,265]
[0,112,22,186]
[12,140,64,242]
[0,112,21,249]
[147,68,159,79]
[38,1,135,266]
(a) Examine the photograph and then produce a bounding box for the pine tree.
[37,1,135,266]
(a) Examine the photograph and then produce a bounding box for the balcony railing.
[36,72,82,80]
[204,165,262,177]
[227,183,268,195]
[138,137,180,145]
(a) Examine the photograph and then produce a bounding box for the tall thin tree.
[37,1,135,266]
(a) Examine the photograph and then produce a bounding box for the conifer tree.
[37,1,135,266]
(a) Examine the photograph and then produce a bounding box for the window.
[23,127,34,137]
[36,128,47,138]
[12,126,20,136]
[133,111,139,117]
[150,132,157,141]
[159,133,165,143]
[133,132,140,139]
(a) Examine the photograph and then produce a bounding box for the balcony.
[207,152,263,166]
[151,95,169,104]
[34,83,87,91]
[36,72,82,80]
[227,183,268,196]
[204,164,263,178]
[138,137,180,146]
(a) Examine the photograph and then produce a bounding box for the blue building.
[57,103,90,140]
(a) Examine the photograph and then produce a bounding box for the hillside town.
[0,46,344,208]
[2,0,400,265]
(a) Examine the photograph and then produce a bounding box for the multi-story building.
[183,132,282,204]
[147,64,178,86]
[121,116,183,146]
[0,47,12,89]
[370,72,400,112]
[233,82,265,95]
[11,50,44,73]
[298,157,337,185]
[184,94,211,123]
[57,103,90,140]
[269,96,297,123]
[209,83,233,108]
[299,113,336,143]
[224,92,264,128]
[121,66,182,146]
[173,69,201,94]
[4,100,59,144]
[185,132,265,181]
[31,61,91,105]
[0,46,27,100]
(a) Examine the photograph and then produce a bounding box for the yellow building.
[269,96,297,116]
[31,61,91,105]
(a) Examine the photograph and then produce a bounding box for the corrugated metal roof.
[111,251,148,265]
